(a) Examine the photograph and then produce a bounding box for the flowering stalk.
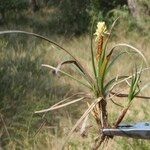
[94,22,109,128]
[94,22,107,62]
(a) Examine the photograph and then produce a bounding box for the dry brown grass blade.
[79,114,89,137]
[104,17,119,49]
[61,97,102,149]
[34,94,88,137]
[35,97,85,114]
[87,102,100,125]
[39,92,88,119]
[113,104,131,128]
[110,91,150,100]
[87,102,98,118]
[52,93,90,108]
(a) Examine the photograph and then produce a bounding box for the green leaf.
[42,64,92,89]
[128,67,142,102]
[0,30,94,86]
[53,60,94,86]
[98,49,114,95]
[106,51,125,74]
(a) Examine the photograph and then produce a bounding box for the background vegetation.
[0,0,150,149]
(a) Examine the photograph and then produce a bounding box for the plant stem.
[99,98,108,128]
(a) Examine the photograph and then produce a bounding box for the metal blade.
[102,122,150,139]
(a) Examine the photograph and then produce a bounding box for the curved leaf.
[106,51,126,74]
[0,30,94,86]
[53,60,93,86]
[42,64,92,89]
[109,43,148,65]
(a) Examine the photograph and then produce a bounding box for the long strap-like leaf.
[54,60,85,74]
[42,64,92,89]
[106,51,126,74]
[53,60,93,86]
[35,97,85,114]
[110,91,150,100]
[103,17,119,50]
[109,43,148,65]
[0,30,94,85]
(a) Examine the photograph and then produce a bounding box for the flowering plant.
[0,18,149,149]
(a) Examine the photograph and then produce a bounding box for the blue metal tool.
[102,122,150,139]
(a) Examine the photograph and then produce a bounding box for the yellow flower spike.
[94,22,107,61]
[94,22,107,42]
